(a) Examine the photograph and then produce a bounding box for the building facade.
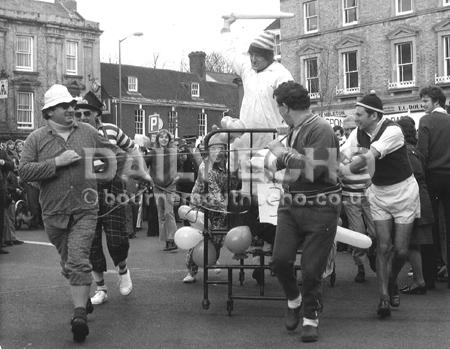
[101,52,241,142]
[0,0,101,141]
[280,0,450,126]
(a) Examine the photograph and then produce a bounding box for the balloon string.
[97,187,148,218]
[87,146,271,159]
[153,184,248,215]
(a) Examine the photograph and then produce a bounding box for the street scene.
[1,227,450,349]
[1,0,450,347]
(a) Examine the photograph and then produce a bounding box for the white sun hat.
[42,84,76,111]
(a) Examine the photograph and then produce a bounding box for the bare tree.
[317,49,338,116]
[179,58,189,72]
[205,52,235,74]
[150,52,166,69]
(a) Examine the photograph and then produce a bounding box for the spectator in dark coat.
[0,148,15,254]
[397,116,435,292]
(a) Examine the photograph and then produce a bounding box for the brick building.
[0,0,101,141]
[279,0,450,126]
[100,52,241,141]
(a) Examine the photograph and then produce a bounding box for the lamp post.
[118,32,143,128]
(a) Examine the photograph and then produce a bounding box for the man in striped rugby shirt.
[76,92,138,306]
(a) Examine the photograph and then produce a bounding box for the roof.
[101,63,239,112]
[0,0,100,31]
[206,71,239,85]
[265,19,280,31]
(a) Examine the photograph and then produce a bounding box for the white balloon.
[174,226,203,250]
[335,226,372,249]
[178,205,204,230]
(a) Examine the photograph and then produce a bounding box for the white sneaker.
[183,274,196,283]
[91,289,108,305]
[118,270,133,295]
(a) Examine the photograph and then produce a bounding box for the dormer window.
[128,76,138,92]
[191,82,200,98]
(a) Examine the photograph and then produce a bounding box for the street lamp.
[118,32,143,127]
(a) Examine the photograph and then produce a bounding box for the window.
[343,0,358,25]
[445,36,450,77]
[17,92,34,129]
[198,110,207,136]
[274,33,281,58]
[343,51,359,90]
[396,0,412,15]
[168,108,178,137]
[15,36,33,71]
[396,42,413,83]
[128,76,138,92]
[66,41,78,75]
[304,1,318,33]
[134,108,145,135]
[304,58,319,95]
[191,82,200,98]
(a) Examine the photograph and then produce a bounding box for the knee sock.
[288,294,302,309]
[118,261,127,275]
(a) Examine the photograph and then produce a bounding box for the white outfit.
[221,31,293,149]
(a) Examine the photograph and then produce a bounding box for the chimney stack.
[188,51,206,79]
[55,0,77,12]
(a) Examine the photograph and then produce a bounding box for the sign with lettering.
[148,113,163,133]
[384,102,425,114]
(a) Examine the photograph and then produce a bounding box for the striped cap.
[250,31,275,51]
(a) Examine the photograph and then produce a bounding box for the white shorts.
[366,175,420,224]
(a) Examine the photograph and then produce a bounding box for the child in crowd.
[183,133,228,283]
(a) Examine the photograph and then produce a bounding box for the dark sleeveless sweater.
[356,119,412,186]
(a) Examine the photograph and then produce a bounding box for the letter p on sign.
[149,114,163,132]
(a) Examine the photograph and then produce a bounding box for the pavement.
[1,227,450,349]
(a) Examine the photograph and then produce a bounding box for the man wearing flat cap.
[340,91,419,319]
[19,84,126,342]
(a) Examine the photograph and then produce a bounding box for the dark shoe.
[285,304,302,331]
[128,233,136,239]
[0,249,9,254]
[301,325,319,342]
[377,298,391,318]
[4,241,13,246]
[166,240,178,251]
[162,241,170,251]
[71,316,89,342]
[252,269,264,286]
[86,299,94,314]
[354,266,365,283]
[12,240,24,245]
[400,284,427,295]
[389,282,400,307]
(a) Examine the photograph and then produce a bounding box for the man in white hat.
[220,16,294,269]
[19,84,126,342]
[220,15,293,148]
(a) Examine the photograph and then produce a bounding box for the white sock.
[287,294,302,309]
[303,318,319,327]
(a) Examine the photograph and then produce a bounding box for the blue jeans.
[271,202,340,320]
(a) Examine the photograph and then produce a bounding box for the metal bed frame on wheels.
[200,129,336,315]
